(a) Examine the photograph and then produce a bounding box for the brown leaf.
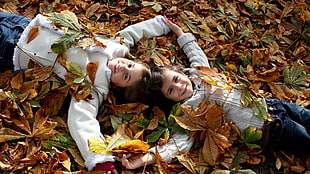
[146,106,163,130]
[0,71,13,89]
[204,104,224,130]
[155,147,170,174]
[57,53,67,66]
[27,26,39,44]
[86,61,98,84]
[172,115,205,131]
[10,71,23,89]
[107,102,149,114]
[202,132,219,165]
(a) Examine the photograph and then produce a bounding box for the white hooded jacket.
[13,14,170,171]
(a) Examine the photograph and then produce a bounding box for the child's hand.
[114,153,141,169]
[162,17,184,37]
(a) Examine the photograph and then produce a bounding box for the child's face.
[108,58,147,87]
[160,69,193,102]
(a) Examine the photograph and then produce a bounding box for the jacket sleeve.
[148,132,194,163]
[118,15,170,49]
[177,33,210,68]
[67,90,115,171]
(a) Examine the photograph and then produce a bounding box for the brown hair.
[111,61,152,104]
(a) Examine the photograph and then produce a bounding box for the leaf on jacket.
[86,62,98,84]
[51,32,81,54]
[195,66,233,90]
[47,10,81,31]
[27,26,39,44]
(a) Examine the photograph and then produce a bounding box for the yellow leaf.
[88,138,109,154]
[113,139,150,153]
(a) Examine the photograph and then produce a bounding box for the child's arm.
[118,16,170,49]
[162,17,210,68]
[115,132,194,169]
[115,153,156,169]
[67,91,116,171]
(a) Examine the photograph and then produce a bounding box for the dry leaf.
[86,61,98,84]
[27,26,39,43]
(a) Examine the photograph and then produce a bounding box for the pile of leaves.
[1,0,310,173]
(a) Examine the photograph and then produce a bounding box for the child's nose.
[119,64,128,71]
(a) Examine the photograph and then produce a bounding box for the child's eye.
[168,88,173,95]
[174,76,179,82]
[128,62,133,68]
[124,73,129,80]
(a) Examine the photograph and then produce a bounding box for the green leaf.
[0,128,27,142]
[217,25,230,38]
[111,116,123,130]
[146,126,167,142]
[158,115,167,127]
[239,127,262,144]
[239,29,251,39]
[261,33,276,44]
[141,1,156,6]
[65,62,84,76]
[170,103,182,116]
[152,3,162,12]
[245,142,261,149]
[51,31,81,54]
[60,10,81,30]
[230,169,256,174]
[252,98,267,121]
[48,11,80,31]
[230,151,248,169]
[136,119,150,127]
[116,113,134,121]
[169,124,189,134]
[28,100,41,107]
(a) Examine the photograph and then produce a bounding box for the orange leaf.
[27,26,39,43]
[86,62,98,84]
[114,139,150,153]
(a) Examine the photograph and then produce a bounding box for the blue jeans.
[0,12,30,70]
[266,98,310,155]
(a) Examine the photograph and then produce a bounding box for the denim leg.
[0,12,31,70]
[266,98,310,155]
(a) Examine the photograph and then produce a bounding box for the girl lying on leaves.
[0,12,171,173]
[115,17,310,170]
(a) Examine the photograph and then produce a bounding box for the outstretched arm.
[118,16,170,48]
[162,17,210,68]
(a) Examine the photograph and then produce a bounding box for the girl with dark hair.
[116,17,310,170]
[0,12,170,173]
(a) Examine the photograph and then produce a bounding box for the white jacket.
[13,14,170,171]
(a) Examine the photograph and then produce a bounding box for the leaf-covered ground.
[0,0,310,173]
